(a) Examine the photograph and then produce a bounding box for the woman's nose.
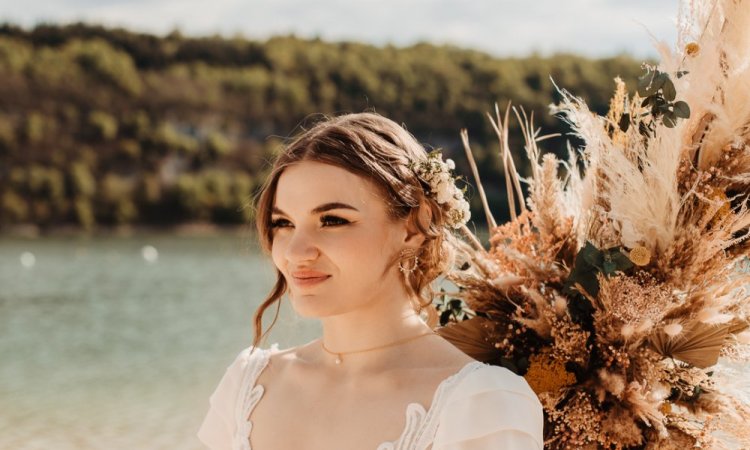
[284,228,320,263]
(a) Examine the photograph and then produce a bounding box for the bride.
[197,112,543,450]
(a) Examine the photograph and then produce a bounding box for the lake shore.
[0,222,255,239]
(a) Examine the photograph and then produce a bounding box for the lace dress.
[197,344,543,450]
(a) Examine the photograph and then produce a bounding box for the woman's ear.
[403,203,430,248]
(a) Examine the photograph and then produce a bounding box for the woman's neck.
[316,297,435,373]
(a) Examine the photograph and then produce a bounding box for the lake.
[0,231,321,450]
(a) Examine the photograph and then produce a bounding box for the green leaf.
[673,101,691,119]
[653,72,668,90]
[663,113,677,128]
[581,242,603,267]
[655,103,672,116]
[603,260,617,274]
[564,241,607,298]
[676,70,689,79]
[653,96,668,107]
[662,78,676,101]
[642,72,666,97]
[637,70,655,96]
[610,252,634,271]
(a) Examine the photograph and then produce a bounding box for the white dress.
[197,344,544,450]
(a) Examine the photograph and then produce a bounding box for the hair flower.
[409,150,471,229]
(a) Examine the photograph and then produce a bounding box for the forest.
[0,22,646,231]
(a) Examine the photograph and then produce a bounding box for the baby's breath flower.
[410,150,471,228]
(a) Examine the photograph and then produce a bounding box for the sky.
[0,0,681,58]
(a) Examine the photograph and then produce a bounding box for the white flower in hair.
[409,150,471,228]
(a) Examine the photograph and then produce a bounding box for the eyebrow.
[271,202,360,216]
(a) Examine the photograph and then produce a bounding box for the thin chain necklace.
[321,330,437,365]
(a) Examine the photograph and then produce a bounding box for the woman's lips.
[292,275,331,287]
[292,270,331,287]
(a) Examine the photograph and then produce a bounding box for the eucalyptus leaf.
[610,252,634,271]
[662,78,676,101]
[663,114,677,128]
[580,241,603,267]
[673,101,691,118]
[653,96,668,107]
[653,72,668,90]
[637,70,655,96]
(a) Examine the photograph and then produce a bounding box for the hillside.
[0,23,644,231]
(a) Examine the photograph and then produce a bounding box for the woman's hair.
[250,112,461,348]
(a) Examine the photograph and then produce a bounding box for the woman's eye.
[270,218,291,228]
[270,216,349,229]
[321,215,349,226]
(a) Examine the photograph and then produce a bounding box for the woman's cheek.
[270,235,288,267]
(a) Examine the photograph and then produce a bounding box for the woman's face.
[270,160,414,318]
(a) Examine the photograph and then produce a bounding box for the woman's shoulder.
[433,363,544,449]
[197,343,279,449]
[218,343,273,374]
[451,362,541,402]
[208,343,281,400]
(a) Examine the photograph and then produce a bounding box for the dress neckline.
[246,345,484,450]
[375,358,485,449]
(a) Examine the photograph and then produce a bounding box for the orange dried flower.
[629,246,651,266]
[685,42,700,56]
[524,347,577,394]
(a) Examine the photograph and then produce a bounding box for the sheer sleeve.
[197,347,252,450]
[431,364,544,450]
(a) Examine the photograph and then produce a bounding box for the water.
[0,232,320,450]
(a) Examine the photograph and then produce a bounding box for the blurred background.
[0,1,679,449]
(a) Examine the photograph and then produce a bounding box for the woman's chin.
[288,294,334,318]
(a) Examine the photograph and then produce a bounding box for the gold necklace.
[321,330,437,365]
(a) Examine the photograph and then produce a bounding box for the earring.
[398,248,419,275]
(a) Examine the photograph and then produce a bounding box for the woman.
[197,112,543,450]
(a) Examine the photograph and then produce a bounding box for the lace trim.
[234,343,278,450]
[376,361,485,450]
[233,344,484,450]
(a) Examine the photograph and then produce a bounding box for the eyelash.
[270,215,350,229]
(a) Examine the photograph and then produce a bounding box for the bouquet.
[435,0,750,447]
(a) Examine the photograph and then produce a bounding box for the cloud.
[0,0,680,57]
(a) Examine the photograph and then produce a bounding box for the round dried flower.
[629,246,651,266]
[685,42,700,56]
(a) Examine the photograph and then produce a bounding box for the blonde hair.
[251,112,461,348]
